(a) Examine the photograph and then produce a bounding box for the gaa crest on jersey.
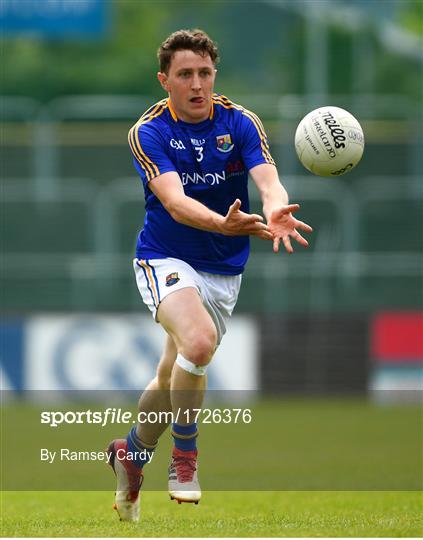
[165,272,180,287]
[216,134,234,153]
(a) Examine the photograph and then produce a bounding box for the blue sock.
[126,427,156,468]
[171,422,198,452]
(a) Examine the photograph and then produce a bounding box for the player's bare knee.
[181,328,217,366]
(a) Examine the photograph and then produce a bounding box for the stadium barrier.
[0,314,258,392]
[2,312,421,397]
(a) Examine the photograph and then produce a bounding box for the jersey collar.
[167,98,214,122]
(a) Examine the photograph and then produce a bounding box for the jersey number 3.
[194,146,204,162]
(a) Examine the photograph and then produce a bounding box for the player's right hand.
[220,199,273,240]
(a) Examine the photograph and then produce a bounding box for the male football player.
[108,28,312,521]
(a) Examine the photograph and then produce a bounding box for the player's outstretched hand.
[268,204,313,253]
[221,199,273,240]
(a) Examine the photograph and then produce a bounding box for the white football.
[295,106,364,177]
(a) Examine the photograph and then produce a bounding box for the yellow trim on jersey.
[139,259,160,306]
[213,95,274,164]
[167,98,178,121]
[128,101,165,180]
[137,99,167,127]
[128,128,155,180]
[212,94,275,165]
[139,100,165,122]
[209,100,214,120]
[128,99,168,181]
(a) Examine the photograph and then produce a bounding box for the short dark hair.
[158,29,219,74]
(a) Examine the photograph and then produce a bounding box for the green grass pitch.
[2,490,422,537]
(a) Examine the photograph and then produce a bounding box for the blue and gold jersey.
[128,93,275,275]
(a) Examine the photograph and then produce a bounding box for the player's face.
[158,49,216,123]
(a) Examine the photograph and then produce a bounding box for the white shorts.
[133,257,242,344]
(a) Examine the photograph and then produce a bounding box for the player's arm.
[149,171,273,239]
[249,163,289,220]
[250,163,313,253]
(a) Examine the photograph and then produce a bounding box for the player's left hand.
[268,204,313,253]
